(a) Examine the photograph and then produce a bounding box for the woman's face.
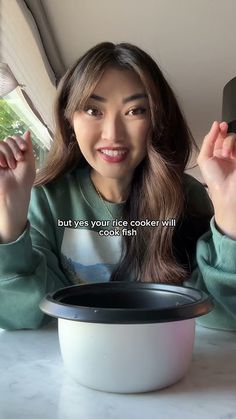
[72,67,151,182]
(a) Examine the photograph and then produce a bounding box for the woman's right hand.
[0,131,36,243]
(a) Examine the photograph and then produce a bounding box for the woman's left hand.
[198,121,236,239]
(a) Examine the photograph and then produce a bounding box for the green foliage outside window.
[0,98,48,169]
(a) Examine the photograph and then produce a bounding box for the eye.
[126,107,147,116]
[84,107,102,117]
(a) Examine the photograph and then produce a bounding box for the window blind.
[1,0,57,133]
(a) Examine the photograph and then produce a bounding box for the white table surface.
[0,321,236,419]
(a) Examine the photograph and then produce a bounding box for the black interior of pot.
[59,288,195,309]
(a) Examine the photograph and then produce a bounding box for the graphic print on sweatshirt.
[61,228,122,284]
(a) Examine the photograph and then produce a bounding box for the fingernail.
[16,153,23,160]
[19,143,27,150]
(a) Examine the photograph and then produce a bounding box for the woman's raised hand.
[0,131,36,243]
[198,121,236,239]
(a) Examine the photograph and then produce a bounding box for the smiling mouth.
[97,148,128,162]
[99,149,127,157]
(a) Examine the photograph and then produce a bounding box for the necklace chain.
[93,184,116,220]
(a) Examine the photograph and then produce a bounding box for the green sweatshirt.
[0,165,236,331]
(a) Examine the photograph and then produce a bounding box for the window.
[1,0,57,169]
[0,86,52,169]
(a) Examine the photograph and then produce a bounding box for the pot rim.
[39,282,214,324]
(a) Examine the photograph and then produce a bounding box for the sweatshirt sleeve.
[187,217,236,331]
[0,186,71,330]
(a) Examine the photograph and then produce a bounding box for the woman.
[0,42,235,330]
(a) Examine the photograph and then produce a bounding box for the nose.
[101,113,125,143]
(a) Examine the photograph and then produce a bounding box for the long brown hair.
[35,42,197,284]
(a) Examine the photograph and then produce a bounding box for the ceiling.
[24,0,236,151]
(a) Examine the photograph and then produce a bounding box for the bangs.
[134,68,162,133]
[64,66,105,121]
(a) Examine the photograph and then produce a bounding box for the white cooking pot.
[40,282,213,393]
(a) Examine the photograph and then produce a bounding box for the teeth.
[100,149,127,156]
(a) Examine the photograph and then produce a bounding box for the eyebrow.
[90,93,148,104]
